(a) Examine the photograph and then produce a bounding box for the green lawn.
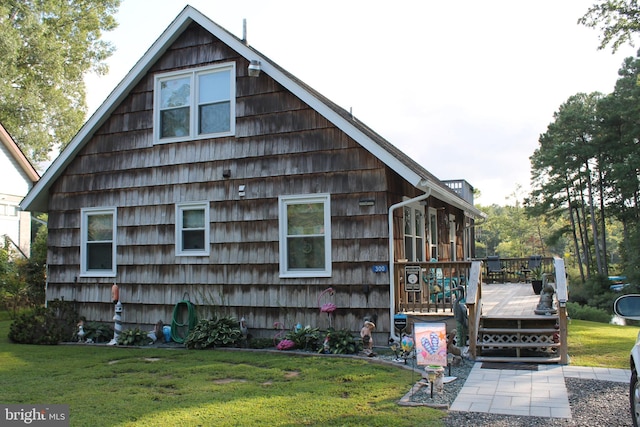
[1,318,637,426]
[567,319,637,369]
[0,321,443,427]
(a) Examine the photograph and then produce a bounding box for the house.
[21,6,483,340]
[0,123,39,258]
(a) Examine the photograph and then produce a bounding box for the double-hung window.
[176,202,210,256]
[404,205,425,262]
[81,207,116,277]
[279,194,332,278]
[154,63,235,143]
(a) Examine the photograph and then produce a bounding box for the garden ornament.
[108,300,123,346]
[77,320,85,343]
[317,287,336,327]
[360,320,376,357]
[534,284,557,315]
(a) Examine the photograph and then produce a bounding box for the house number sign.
[371,265,388,273]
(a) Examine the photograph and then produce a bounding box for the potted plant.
[531,266,544,295]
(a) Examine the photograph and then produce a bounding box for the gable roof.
[21,5,482,218]
[0,123,39,184]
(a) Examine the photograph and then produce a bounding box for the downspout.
[388,188,431,341]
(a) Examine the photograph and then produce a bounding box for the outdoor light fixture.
[239,185,246,197]
[222,169,231,178]
[359,199,375,207]
[248,60,261,77]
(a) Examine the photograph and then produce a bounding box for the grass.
[567,319,637,369]
[0,321,443,427]
[1,317,637,426]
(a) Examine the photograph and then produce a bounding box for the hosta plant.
[184,316,243,349]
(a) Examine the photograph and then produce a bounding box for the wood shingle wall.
[46,23,400,336]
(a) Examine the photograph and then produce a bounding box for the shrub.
[81,322,114,343]
[117,328,153,346]
[321,328,362,355]
[184,316,243,349]
[283,325,321,351]
[8,299,78,344]
[567,302,612,323]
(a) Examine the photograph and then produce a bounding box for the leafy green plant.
[567,302,612,323]
[284,325,321,351]
[117,328,153,346]
[247,337,273,349]
[184,315,243,349]
[81,321,114,343]
[531,266,543,281]
[8,299,78,344]
[321,328,362,355]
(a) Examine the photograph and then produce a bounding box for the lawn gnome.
[360,320,376,357]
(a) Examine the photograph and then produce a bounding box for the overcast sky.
[84,0,639,206]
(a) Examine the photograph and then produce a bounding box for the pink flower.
[276,339,296,350]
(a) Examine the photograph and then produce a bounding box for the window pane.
[199,71,230,104]
[199,102,230,134]
[404,207,412,234]
[182,230,205,250]
[88,214,113,241]
[183,209,204,228]
[161,107,190,138]
[287,203,324,235]
[404,236,413,261]
[160,77,190,108]
[416,237,424,261]
[415,210,423,237]
[87,242,112,270]
[287,236,325,269]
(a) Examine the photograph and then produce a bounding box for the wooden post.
[554,258,569,364]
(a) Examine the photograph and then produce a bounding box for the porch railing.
[477,256,555,283]
[394,261,472,313]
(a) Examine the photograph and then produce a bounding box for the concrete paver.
[447,282,632,419]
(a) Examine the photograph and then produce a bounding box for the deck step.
[479,328,557,334]
[475,356,562,364]
[477,342,560,349]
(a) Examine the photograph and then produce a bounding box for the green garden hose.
[170,298,198,343]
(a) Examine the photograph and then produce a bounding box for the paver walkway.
[449,282,631,418]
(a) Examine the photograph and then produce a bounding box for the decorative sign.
[405,265,422,291]
[414,322,447,367]
[393,313,407,333]
[372,265,388,273]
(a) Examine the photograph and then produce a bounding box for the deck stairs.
[475,314,561,363]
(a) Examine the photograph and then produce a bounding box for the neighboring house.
[0,123,39,258]
[21,6,483,338]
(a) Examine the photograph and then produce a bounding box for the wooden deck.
[481,282,544,316]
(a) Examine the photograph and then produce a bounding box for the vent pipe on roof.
[242,19,247,44]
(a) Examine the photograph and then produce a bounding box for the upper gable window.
[154,63,235,143]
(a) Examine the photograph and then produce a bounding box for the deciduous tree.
[0,0,121,165]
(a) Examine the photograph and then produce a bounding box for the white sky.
[84,0,639,206]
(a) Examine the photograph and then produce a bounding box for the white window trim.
[153,62,236,144]
[175,202,210,257]
[403,203,426,262]
[80,207,117,278]
[278,194,332,278]
[449,214,457,261]
[428,207,438,260]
